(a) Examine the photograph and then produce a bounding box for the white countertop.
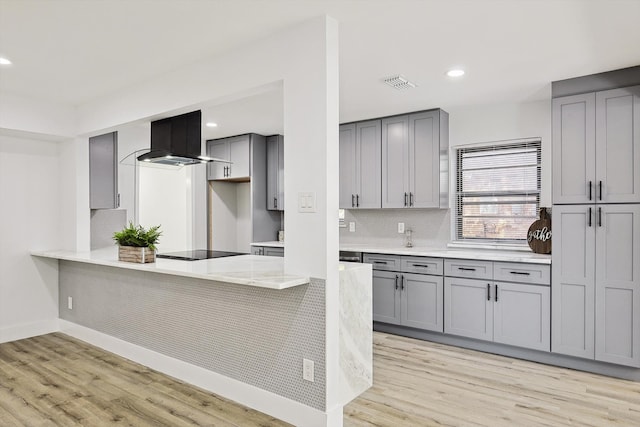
[31,247,310,289]
[252,241,551,264]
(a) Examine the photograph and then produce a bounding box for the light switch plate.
[298,192,316,213]
[398,222,405,233]
[349,221,356,232]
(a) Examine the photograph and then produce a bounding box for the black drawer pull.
[373,261,388,264]
[412,264,430,268]
[509,271,531,275]
[458,267,476,271]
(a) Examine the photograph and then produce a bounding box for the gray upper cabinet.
[266,135,284,211]
[207,135,251,180]
[595,204,640,367]
[553,204,640,367]
[553,85,640,204]
[382,110,448,208]
[595,86,640,203]
[339,120,381,209]
[552,93,596,204]
[552,205,596,359]
[89,131,118,209]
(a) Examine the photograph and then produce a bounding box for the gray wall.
[59,261,327,410]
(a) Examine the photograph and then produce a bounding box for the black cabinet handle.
[373,261,388,264]
[487,283,491,301]
[404,192,408,207]
[588,207,592,227]
[356,194,360,207]
[588,181,592,200]
[509,271,531,276]
[401,275,405,291]
[395,274,399,290]
[458,267,476,271]
[598,207,602,227]
[409,192,414,207]
[599,181,602,201]
[351,194,355,208]
[412,264,430,268]
[495,284,498,302]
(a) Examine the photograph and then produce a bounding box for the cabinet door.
[552,93,596,204]
[444,277,493,341]
[266,135,284,210]
[494,282,550,351]
[263,247,284,257]
[207,140,229,180]
[409,111,440,208]
[372,270,401,325]
[89,132,118,209]
[251,246,263,255]
[401,273,443,332]
[381,115,409,208]
[595,204,640,367]
[356,120,382,208]
[339,124,357,209]
[228,135,251,179]
[595,86,640,203]
[551,205,595,359]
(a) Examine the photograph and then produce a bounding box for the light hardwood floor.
[1,332,639,426]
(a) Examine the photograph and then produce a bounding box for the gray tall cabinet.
[552,83,640,367]
[266,135,284,211]
[89,131,118,209]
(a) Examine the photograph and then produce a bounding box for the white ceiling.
[1,0,640,138]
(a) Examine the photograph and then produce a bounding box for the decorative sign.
[528,208,552,254]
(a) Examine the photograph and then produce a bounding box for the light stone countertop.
[31,247,310,289]
[252,241,551,265]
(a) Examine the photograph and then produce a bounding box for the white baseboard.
[58,320,331,427]
[0,319,60,344]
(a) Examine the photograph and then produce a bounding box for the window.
[455,139,541,243]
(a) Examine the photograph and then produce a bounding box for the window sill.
[447,241,533,252]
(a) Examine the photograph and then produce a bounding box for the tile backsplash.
[340,208,451,248]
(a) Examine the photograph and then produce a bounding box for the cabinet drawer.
[401,257,443,276]
[363,253,401,271]
[444,259,493,280]
[493,262,550,285]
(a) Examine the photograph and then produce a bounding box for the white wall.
[0,93,75,138]
[0,134,61,342]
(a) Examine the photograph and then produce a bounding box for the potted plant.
[113,222,162,263]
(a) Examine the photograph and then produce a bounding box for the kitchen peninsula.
[31,248,372,424]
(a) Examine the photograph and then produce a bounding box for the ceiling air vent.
[383,75,417,90]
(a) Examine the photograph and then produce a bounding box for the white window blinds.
[456,140,541,243]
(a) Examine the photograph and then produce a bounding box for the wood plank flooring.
[1,332,639,426]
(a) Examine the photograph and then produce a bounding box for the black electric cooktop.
[156,250,246,261]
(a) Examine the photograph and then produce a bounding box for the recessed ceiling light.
[447,69,465,78]
[205,122,218,128]
[0,57,12,65]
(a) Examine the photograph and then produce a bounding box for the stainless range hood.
[137,110,227,166]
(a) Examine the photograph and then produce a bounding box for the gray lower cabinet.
[444,277,493,341]
[445,259,551,352]
[368,254,443,332]
[381,110,448,208]
[339,120,382,209]
[89,131,118,209]
[552,204,640,367]
[266,135,284,211]
[207,135,251,180]
[252,246,284,257]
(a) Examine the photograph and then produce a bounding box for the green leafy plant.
[113,222,162,251]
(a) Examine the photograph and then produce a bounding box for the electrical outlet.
[67,296,73,310]
[303,358,315,382]
[349,221,356,232]
[398,222,405,234]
